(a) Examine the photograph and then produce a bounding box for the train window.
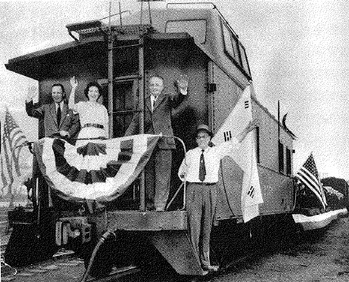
[278,141,284,173]
[239,43,251,77]
[286,147,292,176]
[221,19,251,78]
[222,22,240,64]
[166,20,207,44]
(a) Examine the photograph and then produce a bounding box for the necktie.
[152,96,157,112]
[199,149,206,182]
[56,104,61,126]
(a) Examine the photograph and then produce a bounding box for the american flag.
[1,107,27,196]
[296,153,327,209]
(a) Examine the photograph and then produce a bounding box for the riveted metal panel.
[107,210,187,231]
[207,62,245,134]
[151,231,205,275]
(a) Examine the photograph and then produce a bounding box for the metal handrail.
[164,135,187,211]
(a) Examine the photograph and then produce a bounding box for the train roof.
[5,5,251,82]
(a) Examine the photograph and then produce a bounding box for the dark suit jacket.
[25,101,80,142]
[125,91,186,149]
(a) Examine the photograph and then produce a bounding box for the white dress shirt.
[178,138,240,183]
[55,101,63,112]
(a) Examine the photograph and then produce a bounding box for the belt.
[83,123,104,129]
[188,182,216,186]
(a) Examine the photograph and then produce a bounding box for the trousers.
[145,148,172,210]
[186,182,217,268]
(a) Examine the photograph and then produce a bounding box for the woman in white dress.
[33,76,157,203]
[69,76,109,146]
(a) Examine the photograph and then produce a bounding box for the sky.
[0,0,348,180]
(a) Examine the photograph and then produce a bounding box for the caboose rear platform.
[4,2,297,279]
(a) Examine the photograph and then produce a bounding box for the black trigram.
[247,186,255,198]
[244,100,249,109]
[224,131,232,141]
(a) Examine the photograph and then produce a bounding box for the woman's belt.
[83,123,104,129]
[188,182,216,186]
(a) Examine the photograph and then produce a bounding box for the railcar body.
[5,2,296,277]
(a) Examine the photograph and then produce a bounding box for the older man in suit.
[125,75,188,211]
[25,84,80,143]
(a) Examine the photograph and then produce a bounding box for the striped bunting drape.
[33,134,160,202]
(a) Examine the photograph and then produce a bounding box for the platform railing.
[165,136,187,211]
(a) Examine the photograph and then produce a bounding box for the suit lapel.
[50,103,59,127]
[153,94,164,111]
[60,103,68,127]
[146,95,152,112]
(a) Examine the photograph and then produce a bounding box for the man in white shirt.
[178,122,256,272]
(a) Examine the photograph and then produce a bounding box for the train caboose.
[5,2,296,278]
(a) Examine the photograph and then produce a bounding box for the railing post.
[107,3,114,138]
[138,35,146,211]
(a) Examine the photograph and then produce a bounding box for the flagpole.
[278,100,280,142]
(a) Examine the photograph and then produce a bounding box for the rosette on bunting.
[33,134,160,202]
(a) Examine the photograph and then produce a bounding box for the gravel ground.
[209,215,349,282]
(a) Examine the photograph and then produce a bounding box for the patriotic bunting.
[33,134,160,202]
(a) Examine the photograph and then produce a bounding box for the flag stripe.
[297,168,323,199]
[298,167,319,187]
[297,172,323,200]
[0,154,9,188]
[2,133,14,186]
[297,166,322,197]
[1,107,27,197]
[296,153,326,209]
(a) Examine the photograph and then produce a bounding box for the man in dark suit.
[25,84,80,143]
[25,83,80,212]
[125,75,188,211]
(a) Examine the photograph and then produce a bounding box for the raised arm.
[26,85,37,103]
[103,106,109,138]
[176,74,189,96]
[170,75,189,108]
[236,119,258,143]
[25,85,44,119]
[69,76,78,110]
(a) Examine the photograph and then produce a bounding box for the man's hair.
[84,82,103,100]
[52,83,65,93]
[150,74,164,83]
